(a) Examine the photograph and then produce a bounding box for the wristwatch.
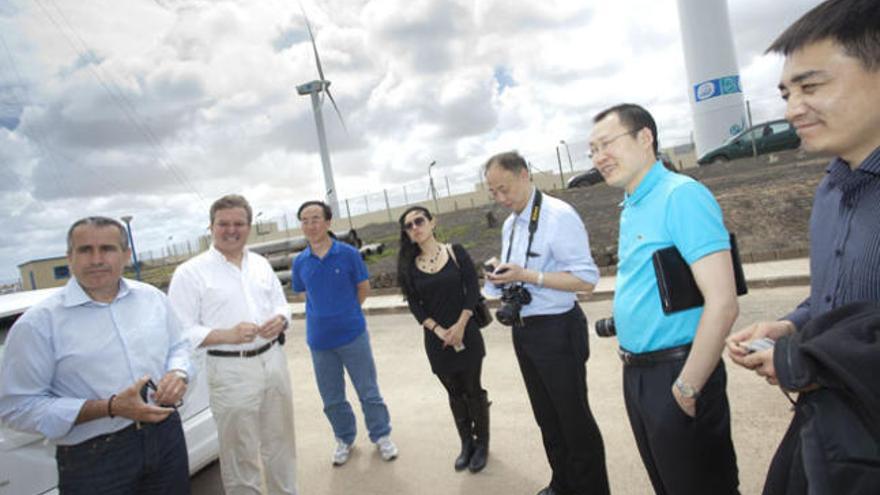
[172,369,189,385]
[674,377,699,399]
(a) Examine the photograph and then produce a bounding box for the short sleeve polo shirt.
[292,240,369,350]
[613,161,730,353]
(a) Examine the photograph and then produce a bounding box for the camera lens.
[595,317,616,337]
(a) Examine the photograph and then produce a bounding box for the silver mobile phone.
[744,337,775,354]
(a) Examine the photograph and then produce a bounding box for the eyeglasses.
[588,129,639,159]
[404,216,428,231]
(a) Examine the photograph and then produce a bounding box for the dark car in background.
[566,167,604,188]
[697,119,800,165]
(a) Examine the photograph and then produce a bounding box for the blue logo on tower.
[694,75,741,102]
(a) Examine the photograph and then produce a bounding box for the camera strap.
[504,189,542,270]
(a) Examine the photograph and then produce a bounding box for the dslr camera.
[484,262,532,327]
[496,284,532,327]
[594,317,616,337]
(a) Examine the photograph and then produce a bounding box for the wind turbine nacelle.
[297,80,329,95]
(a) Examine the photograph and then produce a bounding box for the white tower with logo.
[677,0,746,158]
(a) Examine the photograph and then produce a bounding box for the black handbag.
[446,244,492,328]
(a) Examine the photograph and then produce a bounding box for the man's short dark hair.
[767,0,880,71]
[483,151,529,175]
[593,103,659,158]
[297,200,333,221]
[67,216,129,253]
[210,194,253,225]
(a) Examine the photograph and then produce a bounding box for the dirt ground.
[359,151,829,288]
[190,285,810,495]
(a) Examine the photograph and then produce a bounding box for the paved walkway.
[290,257,810,317]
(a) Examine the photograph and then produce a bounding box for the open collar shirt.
[168,246,291,352]
[484,187,600,318]
[785,145,880,329]
[0,278,191,445]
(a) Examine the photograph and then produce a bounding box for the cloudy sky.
[0,0,819,282]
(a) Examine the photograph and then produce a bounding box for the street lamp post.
[560,139,574,172]
[120,215,141,281]
[428,160,440,213]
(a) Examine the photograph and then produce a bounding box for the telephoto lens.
[594,317,616,337]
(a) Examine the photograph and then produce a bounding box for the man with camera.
[483,151,609,495]
[0,216,192,494]
[590,104,740,495]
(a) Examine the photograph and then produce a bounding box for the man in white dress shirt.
[483,151,609,495]
[169,194,297,495]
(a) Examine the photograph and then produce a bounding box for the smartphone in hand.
[743,337,775,354]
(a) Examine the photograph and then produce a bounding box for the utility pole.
[555,146,566,189]
[428,160,440,213]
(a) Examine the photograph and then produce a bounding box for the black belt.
[207,333,285,358]
[618,343,691,366]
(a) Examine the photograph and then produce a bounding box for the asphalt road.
[192,285,809,495]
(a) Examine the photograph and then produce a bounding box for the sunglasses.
[404,216,428,231]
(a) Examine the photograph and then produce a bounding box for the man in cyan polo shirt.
[590,104,740,494]
[291,200,398,466]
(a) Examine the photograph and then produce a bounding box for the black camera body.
[595,317,616,337]
[496,284,532,327]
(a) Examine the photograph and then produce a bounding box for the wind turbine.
[297,8,347,219]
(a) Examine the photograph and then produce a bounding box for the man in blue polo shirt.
[291,200,398,467]
[590,104,740,494]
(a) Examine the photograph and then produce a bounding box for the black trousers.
[513,304,609,495]
[436,359,484,399]
[623,358,739,495]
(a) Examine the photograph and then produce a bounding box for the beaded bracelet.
[108,394,117,418]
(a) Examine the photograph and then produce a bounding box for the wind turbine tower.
[677,0,746,158]
[297,10,347,220]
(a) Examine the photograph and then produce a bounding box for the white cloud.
[0,0,822,281]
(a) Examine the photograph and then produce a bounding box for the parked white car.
[0,288,219,494]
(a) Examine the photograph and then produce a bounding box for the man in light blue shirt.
[590,104,739,495]
[483,151,609,495]
[0,216,192,494]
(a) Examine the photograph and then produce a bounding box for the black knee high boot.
[449,395,474,471]
[467,391,489,473]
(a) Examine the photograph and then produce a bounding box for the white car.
[0,288,219,494]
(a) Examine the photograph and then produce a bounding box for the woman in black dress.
[396,206,489,473]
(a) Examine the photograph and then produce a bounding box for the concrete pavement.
[281,286,809,495]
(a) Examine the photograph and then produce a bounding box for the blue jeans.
[56,411,189,495]
[310,330,391,444]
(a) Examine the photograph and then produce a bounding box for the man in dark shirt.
[727,0,880,386]
[726,0,880,492]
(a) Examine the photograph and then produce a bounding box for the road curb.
[291,275,811,319]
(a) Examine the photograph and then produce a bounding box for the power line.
[37,0,207,205]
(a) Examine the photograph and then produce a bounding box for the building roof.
[17,255,68,268]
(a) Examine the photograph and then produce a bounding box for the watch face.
[676,379,697,398]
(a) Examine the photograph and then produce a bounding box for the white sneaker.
[376,435,398,461]
[332,439,352,466]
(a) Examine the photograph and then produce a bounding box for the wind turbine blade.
[325,88,349,135]
[299,5,325,82]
